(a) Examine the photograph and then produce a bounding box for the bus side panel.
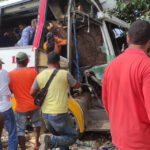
[0,46,35,71]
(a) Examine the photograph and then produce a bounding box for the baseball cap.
[16,52,28,61]
[0,59,4,64]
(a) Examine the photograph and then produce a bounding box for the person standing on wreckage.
[30,52,80,150]
[102,20,150,150]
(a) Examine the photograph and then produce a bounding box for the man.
[43,22,67,54]
[9,52,41,150]
[0,29,13,47]
[0,113,4,150]
[18,23,26,37]
[31,52,80,150]
[102,20,150,150]
[17,19,37,46]
[0,59,17,150]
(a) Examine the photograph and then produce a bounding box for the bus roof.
[0,0,31,8]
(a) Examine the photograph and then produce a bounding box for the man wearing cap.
[31,52,80,150]
[9,52,41,150]
[0,59,17,150]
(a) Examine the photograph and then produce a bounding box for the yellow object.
[43,37,67,51]
[56,37,67,43]
[43,42,47,50]
[68,97,84,133]
[37,69,69,114]
[10,95,16,111]
[10,90,84,133]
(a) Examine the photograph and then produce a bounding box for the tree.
[109,0,150,23]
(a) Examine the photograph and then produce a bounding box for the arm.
[67,72,81,89]
[30,78,40,97]
[22,27,31,46]
[142,67,150,121]
[73,81,80,89]
[102,69,109,115]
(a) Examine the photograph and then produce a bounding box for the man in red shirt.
[9,52,41,150]
[102,20,150,150]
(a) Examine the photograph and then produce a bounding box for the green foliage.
[109,0,150,23]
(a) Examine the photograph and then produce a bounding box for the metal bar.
[90,0,102,12]
[0,8,1,27]
[72,10,102,25]
[100,21,115,56]
[67,0,73,71]
[97,12,130,29]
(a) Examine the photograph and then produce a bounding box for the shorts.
[14,108,41,136]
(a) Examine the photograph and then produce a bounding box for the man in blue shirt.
[17,19,37,46]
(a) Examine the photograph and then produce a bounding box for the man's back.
[0,69,12,112]
[9,67,38,112]
[37,69,69,114]
[102,48,150,150]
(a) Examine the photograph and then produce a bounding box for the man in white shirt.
[0,59,17,150]
[0,113,4,150]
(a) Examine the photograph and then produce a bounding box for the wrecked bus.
[0,0,129,133]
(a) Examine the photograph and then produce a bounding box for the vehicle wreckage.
[0,0,129,133]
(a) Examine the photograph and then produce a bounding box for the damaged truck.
[0,0,129,133]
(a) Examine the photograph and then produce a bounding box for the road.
[2,129,118,150]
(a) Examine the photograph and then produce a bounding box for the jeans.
[42,113,77,150]
[14,108,41,136]
[0,108,18,150]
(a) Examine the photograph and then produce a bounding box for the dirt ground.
[1,128,118,150]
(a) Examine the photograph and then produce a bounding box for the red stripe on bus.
[33,0,46,49]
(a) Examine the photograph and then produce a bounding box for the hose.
[73,14,80,81]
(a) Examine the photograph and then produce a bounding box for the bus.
[0,0,129,134]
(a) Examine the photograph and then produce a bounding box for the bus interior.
[0,0,39,46]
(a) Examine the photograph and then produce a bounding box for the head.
[0,59,4,69]
[127,20,150,51]
[16,52,28,67]
[47,52,60,68]
[31,19,38,31]
[19,23,26,31]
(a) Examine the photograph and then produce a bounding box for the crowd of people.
[0,51,80,150]
[0,19,37,47]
